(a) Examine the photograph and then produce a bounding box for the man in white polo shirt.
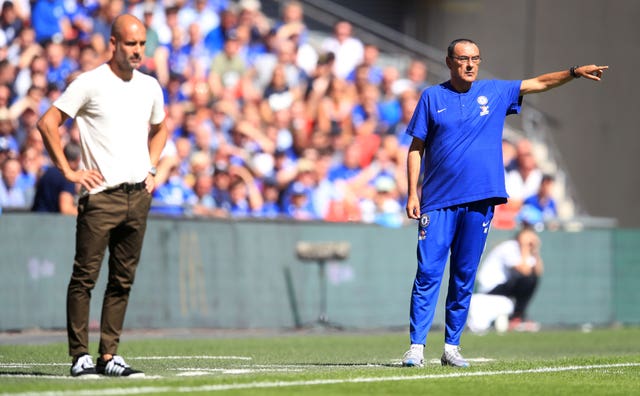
[37,14,168,378]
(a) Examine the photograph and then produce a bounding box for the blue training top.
[406,79,522,211]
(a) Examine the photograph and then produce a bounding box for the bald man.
[37,14,168,377]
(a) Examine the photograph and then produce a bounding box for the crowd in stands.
[0,0,557,229]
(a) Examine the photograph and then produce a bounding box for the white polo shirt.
[54,64,165,193]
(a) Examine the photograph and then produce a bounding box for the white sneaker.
[96,355,144,377]
[70,354,98,377]
[441,346,470,368]
[402,346,424,367]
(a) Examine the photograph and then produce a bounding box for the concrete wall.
[1,214,638,332]
[399,0,639,226]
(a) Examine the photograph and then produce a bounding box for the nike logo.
[482,221,491,227]
[437,108,447,113]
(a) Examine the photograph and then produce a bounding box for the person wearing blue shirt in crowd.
[151,168,198,217]
[256,178,282,218]
[31,0,70,44]
[521,173,558,228]
[32,142,80,214]
[284,181,317,220]
[401,38,608,368]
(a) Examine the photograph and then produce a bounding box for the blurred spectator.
[16,144,43,203]
[151,163,198,217]
[44,40,77,90]
[141,4,160,66]
[64,0,96,46]
[387,90,418,147]
[351,84,383,165]
[15,53,47,99]
[182,23,212,80]
[191,171,228,218]
[367,134,407,198]
[252,36,305,98]
[0,58,17,93]
[237,0,271,66]
[15,106,40,149]
[315,77,353,138]
[360,175,404,228]
[91,0,124,53]
[274,0,308,45]
[502,138,518,172]
[228,163,263,217]
[393,58,429,95]
[208,28,249,99]
[1,1,24,44]
[0,107,18,155]
[210,99,235,140]
[77,45,100,73]
[520,173,558,229]
[505,138,543,205]
[304,50,333,104]
[31,0,72,44]
[178,0,223,39]
[283,180,316,220]
[259,63,297,124]
[475,226,543,332]
[280,157,315,205]
[203,5,238,56]
[496,138,543,230]
[378,66,402,129]
[0,156,28,208]
[7,26,42,75]
[325,140,375,215]
[273,11,316,78]
[346,43,383,85]
[10,83,48,121]
[321,20,364,79]
[211,161,233,211]
[256,177,281,218]
[324,180,361,222]
[155,25,190,85]
[155,4,181,48]
[0,83,11,113]
[163,72,188,105]
[31,142,79,215]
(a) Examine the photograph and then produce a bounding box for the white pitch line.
[2,362,638,396]
[127,356,252,361]
[0,364,68,368]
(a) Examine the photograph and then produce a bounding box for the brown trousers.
[67,187,151,358]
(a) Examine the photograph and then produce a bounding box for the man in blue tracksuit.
[402,38,607,367]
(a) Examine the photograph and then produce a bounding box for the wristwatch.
[149,166,157,176]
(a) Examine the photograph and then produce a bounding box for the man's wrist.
[569,65,581,78]
[149,166,157,176]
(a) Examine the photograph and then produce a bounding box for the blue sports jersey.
[406,80,522,211]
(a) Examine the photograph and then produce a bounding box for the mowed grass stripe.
[4,363,639,396]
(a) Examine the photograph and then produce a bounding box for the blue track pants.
[409,200,495,346]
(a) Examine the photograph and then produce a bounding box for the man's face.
[447,42,481,84]
[111,23,146,72]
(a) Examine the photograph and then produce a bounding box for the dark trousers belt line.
[103,181,146,193]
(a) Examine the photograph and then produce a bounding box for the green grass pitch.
[1,327,639,395]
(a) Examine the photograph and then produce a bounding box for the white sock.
[444,343,459,353]
[410,344,424,352]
